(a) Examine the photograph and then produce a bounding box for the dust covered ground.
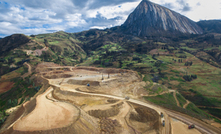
[0,63,204,134]
[170,118,201,134]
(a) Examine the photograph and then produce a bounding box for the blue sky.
[0,0,221,38]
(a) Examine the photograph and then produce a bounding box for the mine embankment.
[87,102,124,118]
[99,117,122,134]
[52,87,113,107]
[75,66,136,75]
[67,79,100,86]
[128,103,160,133]
[107,99,119,103]
[44,73,73,79]
[22,98,37,117]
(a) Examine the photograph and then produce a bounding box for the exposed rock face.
[122,0,203,36]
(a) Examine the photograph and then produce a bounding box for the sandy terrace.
[13,87,79,131]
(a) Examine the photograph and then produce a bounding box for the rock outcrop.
[122,0,203,36]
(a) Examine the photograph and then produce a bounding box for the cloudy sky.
[0,0,221,37]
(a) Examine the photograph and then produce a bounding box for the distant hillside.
[197,20,221,34]
[121,0,203,36]
[0,34,30,55]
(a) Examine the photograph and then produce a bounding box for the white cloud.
[65,13,87,27]
[90,26,107,29]
[0,0,221,37]
[150,0,221,21]
[88,1,140,19]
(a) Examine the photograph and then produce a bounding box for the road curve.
[22,62,32,78]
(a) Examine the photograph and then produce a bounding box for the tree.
[191,74,197,79]
[183,75,192,81]
[185,61,193,66]
[158,68,161,75]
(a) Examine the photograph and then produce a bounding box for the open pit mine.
[0,63,219,134]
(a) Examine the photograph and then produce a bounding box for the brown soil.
[128,103,160,133]
[169,81,180,86]
[11,87,78,132]
[75,66,132,74]
[36,62,60,68]
[170,118,201,134]
[195,82,207,86]
[0,72,20,81]
[107,99,119,103]
[183,100,190,109]
[44,74,73,79]
[211,122,221,129]
[99,117,122,134]
[67,79,100,86]
[21,62,32,78]
[173,92,181,107]
[0,82,14,94]
[87,102,123,118]
[52,87,108,107]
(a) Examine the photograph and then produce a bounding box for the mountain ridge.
[121,0,203,36]
[197,20,221,34]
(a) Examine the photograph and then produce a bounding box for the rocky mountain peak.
[121,0,203,36]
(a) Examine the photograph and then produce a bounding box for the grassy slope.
[144,93,210,119]
[0,66,40,127]
[176,93,186,107]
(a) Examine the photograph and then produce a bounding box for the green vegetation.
[170,76,185,82]
[144,82,166,95]
[0,77,41,126]
[181,46,197,51]
[144,93,177,106]
[142,75,149,82]
[186,103,209,118]
[200,108,221,119]
[176,93,187,107]
[145,93,210,119]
